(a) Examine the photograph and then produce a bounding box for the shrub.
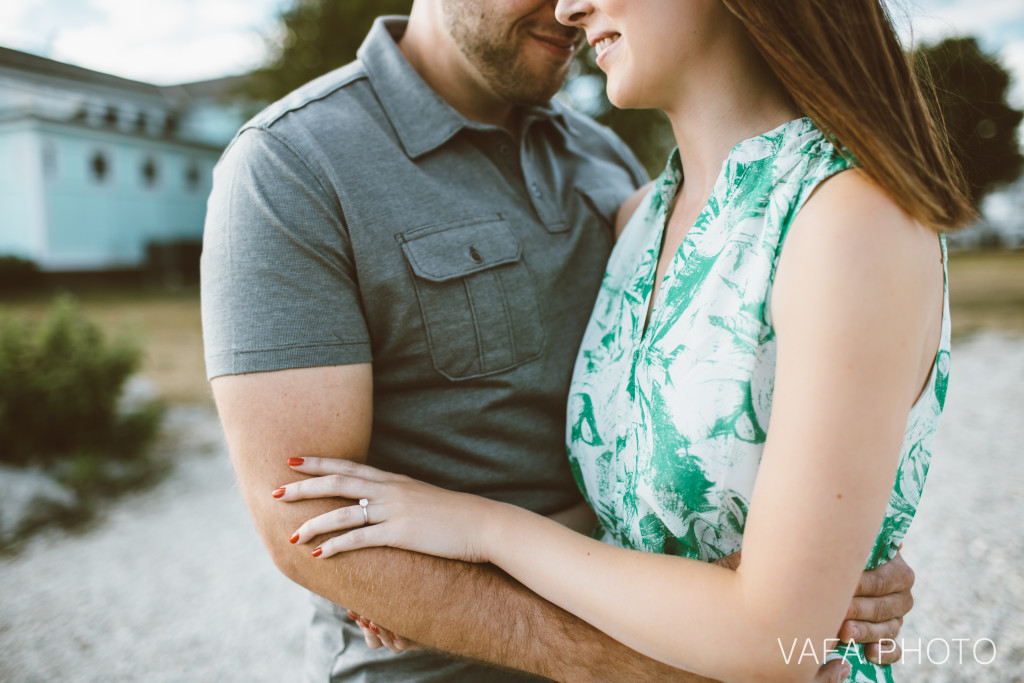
[0,296,163,469]
[0,255,44,291]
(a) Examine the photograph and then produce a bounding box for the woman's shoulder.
[792,169,940,290]
[774,168,943,354]
[794,169,932,254]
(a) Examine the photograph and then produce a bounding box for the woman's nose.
[554,0,592,26]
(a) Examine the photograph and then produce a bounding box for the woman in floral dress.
[275,0,972,681]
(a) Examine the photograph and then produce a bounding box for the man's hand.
[348,609,424,654]
[715,548,915,666]
[838,550,914,664]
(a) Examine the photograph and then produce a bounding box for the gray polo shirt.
[201,15,646,681]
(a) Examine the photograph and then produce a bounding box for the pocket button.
[469,247,483,263]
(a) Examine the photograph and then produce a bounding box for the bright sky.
[0,0,285,85]
[1,0,1023,106]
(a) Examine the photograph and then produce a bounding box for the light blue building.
[0,47,245,271]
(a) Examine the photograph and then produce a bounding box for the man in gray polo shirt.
[202,3,915,681]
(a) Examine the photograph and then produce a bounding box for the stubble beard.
[442,3,573,106]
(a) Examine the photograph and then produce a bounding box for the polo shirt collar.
[358,16,572,158]
[529,98,578,138]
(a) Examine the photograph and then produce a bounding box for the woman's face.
[554,0,730,110]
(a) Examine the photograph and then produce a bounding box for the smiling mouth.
[593,34,620,60]
[529,31,580,56]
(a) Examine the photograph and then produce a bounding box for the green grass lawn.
[1,250,1021,405]
[947,250,1024,337]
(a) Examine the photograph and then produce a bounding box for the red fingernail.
[272,488,286,499]
[288,457,304,466]
[347,610,358,621]
[312,547,322,558]
[369,623,380,635]
[289,533,300,544]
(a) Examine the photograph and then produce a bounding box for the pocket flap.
[399,217,522,282]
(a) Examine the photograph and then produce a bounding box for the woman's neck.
[662,38,800,210]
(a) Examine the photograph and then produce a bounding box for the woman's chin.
[605,85,644,111]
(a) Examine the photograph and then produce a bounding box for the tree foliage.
[244,0,414,105]
[915,37,1024,207]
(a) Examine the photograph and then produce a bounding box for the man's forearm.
[243,448,714,680]
[234,439,707,680]
[279,536,714,682]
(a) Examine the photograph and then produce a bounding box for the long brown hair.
[722,0,974,231]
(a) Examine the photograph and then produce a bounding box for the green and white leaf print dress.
[566,118,950,682]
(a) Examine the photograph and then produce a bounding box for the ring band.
[359,498,369,525]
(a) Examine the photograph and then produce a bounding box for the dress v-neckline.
[639,161,729,342]
[636,118,807,343]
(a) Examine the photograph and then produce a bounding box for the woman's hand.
[274,457,500,563]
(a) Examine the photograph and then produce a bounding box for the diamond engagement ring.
[359,498,369,525]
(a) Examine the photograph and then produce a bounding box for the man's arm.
[213,364,714,682]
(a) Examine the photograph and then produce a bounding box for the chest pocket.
[398,215,545,381]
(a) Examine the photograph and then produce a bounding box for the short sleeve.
[201,127,372,379]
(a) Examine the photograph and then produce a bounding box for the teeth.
[594,36,618,55]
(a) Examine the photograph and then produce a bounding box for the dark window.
[141,156,159,187]
[104,107,118,126]
[163,114,179,136]
[185,161,201,191]
[136,112,148,132]
[90,151,109,182]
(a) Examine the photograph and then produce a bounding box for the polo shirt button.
[531,183,542,198]
[498,143,512,156]
[469,247,483,263]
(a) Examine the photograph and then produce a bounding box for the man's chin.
[505,87,562,108]
[506,69,569,107]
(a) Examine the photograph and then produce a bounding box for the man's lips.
[529,31,580,52]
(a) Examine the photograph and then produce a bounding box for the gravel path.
[898,331,1024,682]
[1,332,1022,682]
[0,406,309,682]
